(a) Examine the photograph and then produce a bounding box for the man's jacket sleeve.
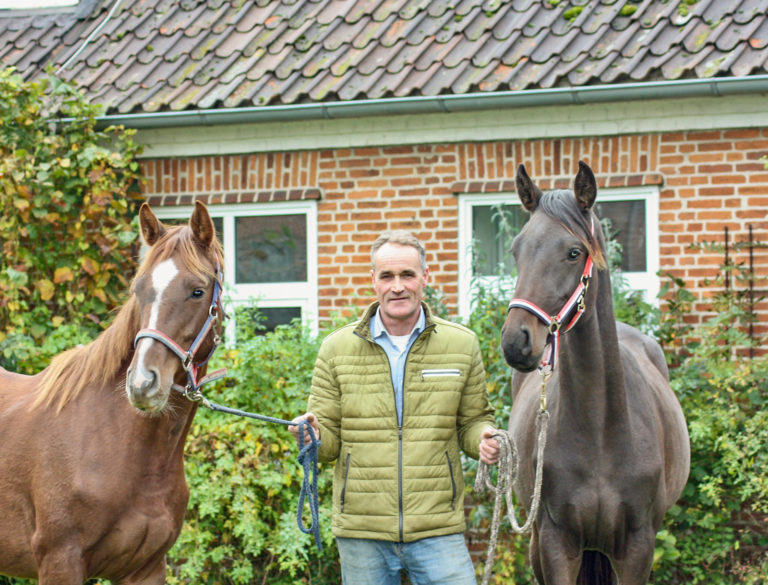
[307,347,341,462]
[456,336,495,460]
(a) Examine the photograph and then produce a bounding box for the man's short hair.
[371,230,427,272]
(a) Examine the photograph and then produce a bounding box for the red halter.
[507,218,595,375]
[133,267,227,399]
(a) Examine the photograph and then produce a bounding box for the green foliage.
[166,314,341,584]
[656,272,698,368]
[649,260,767,584]
[0,67,142,359]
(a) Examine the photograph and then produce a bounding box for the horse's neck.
[98,371,198,463]
[556,273,628,430]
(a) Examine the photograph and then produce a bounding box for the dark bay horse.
[501,162,690,584]
[0,201,224,584]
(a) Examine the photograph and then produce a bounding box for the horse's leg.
[529,526,545,585]
[35,546,86,585]
[611,528,655,585]
[536,523,582,585]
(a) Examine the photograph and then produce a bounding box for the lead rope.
[474,379,550,585]
[181,391,323,551]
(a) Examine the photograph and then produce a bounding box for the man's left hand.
[479,428,500,465]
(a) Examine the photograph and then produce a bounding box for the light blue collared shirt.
[371,306,426,427]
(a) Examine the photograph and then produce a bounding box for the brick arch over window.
[454,135,662,186]
[141,152,322,207]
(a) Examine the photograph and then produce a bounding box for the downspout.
[96,76,768,130]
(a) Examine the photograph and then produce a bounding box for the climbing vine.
[0,68,142,372]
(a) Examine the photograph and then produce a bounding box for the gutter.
[96,75,768,130]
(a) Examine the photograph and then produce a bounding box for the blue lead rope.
[295,420,322,549]
[197,399,323,551]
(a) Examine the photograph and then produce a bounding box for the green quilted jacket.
[308,302,495,542]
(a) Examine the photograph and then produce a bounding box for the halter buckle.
[183,385,204,402]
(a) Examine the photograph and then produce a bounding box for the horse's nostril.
[518,326,532,356]
[128,365,159,398]
[143,371,157,390]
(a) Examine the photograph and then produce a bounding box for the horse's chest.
[78,473,189,574]
[543,457,658,539]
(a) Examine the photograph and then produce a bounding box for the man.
[292,230,499,585]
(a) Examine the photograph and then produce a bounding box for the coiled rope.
[474,409,549,585]
[191,396,323,551]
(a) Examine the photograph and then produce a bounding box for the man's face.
[371,242,429,332]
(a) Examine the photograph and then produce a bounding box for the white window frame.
[152,201,319,337]
[458,186,660,321]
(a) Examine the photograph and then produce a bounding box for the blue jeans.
[336,534,477,585]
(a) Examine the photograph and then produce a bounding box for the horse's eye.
[568,248,581,260]
[191,289,205,299]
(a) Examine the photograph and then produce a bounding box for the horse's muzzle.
[126,364,167,413]
[501,322,543,372]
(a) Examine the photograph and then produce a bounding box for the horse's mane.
[537,189,607,270]
[33,224,223,413]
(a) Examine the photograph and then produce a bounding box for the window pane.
[236,306,302,336]
[472,204,525,276]
[235,215,307,283]
[595,201,646,272]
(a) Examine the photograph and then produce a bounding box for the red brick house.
[2,0,766,346]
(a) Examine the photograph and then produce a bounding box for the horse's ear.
[190,200,215,248]
[139,203,166,246]
[515,164,542,211]
[574,161,597,211]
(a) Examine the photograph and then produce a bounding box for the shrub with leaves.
[166,313,342,585]
[0,67,142,372]
[650,261,767,585]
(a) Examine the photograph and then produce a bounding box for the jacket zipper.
[361,325,434,543]
[445,451,457,510]
[395,327,435,541]
[340,452,351,512]
[398,426,404,541]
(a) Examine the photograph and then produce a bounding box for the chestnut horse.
[501,162,690,584]
[0,202,224,584]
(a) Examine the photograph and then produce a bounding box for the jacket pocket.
[421,368,461,380]
[340,452,351,512]
[445,451,457,510]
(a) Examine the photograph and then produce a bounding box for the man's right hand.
[290,412,320,445]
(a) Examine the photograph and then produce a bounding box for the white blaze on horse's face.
[126,258,180,413]
[147,259,179,331]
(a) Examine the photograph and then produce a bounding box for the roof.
[1,0,767,116]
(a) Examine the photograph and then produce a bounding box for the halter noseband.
[133,266,227,399]
[507,217,595,374]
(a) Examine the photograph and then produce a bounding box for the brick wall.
[141,129,768,349]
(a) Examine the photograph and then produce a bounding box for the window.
[458,187,659,320]
[152,201,318,337]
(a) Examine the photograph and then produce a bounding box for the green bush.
[648,261,767,584]
[166,314,341,584]
[0,67,142,366]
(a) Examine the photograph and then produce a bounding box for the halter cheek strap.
[507,218,595,374]
[133,269,227,397]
